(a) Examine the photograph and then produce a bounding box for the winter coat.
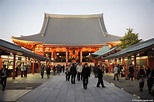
[137,69,146,82]
[114,66,119,74]
[129,66,134,73]
[46,66,51,75]
[97,68,103,78]
[70,65,77,75]
[82,66,90,77]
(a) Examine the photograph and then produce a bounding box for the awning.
[91,45,110,57]
[0,39,47,60]
[104,38,154,60]
[91,45,119,58]
[97,46,119,58]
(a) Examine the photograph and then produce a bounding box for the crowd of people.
[41,62,105,90]
[1,61,154,96]
[40,62,153,94]
[40,62,106,89]
[136,65,154,95]
[112,63,154,96]
[63,63,106,89]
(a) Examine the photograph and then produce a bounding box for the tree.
[119,28,142,49]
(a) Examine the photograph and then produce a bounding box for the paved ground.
[103,73,154,100]
[0,73,153,102]
[15,74,138,102]
[0,73,52,102]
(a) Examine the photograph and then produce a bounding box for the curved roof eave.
[104,38,154,60]
[0,39,47,60]
[43,44,104,47]
[12,13,121,46]
[44,13,104,18]
[12,34,43,44]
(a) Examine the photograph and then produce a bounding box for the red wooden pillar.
[122,57,125,66]
[0,56,2,70]
[12,54,16,79]
[24,57,27,64]
[32,59,35,75]
[38,60,41,73]
[80,50,82,63]
[114,58,117,65]
[133,54,137,78]
[51,49,53,59]
[108,60,111,73]
[66,49,68,65]
[147,57,149,67]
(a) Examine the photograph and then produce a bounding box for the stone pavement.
[103,73,154,100]
[14,73,138,102]
[0,73,51,102]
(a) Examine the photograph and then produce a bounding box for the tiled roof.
[91,45,110,57]
[91,45,118,58]
[12,13,121,46]
[104,38,154,59]
[0,39,47,60]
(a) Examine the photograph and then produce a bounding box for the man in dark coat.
[40,64,45,78]
[70,63,77,84]
[82,63,90,89]
[96,65,105,88]
[147,68,154,95]
[129,63,134,81]
[137,66,146,92]
[46,65,51,78]
[0,65,9,91]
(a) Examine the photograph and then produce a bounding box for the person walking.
[46,65,51,78]
[93,64,98,78]
[145,66,152,94]
[147,68,154,94]
[96,65,105,88]
[76,63,83,81]
[113,64,119,80]
[82,63,90,89]
[0,65,9,91]
[53,65,56,75]
[23,63,27,77]
[65,64,70,81]
[128,63,134,81]
[40,64,45,78]
[137,66,146,92]
[62,65,65,73]
[20,63,24,77]
[15,65,19,77]
[70,63,77,84]
[56,64,61,75]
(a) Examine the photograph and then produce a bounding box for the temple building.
[12,13,121,63]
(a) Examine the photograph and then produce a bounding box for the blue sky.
[0,0,154,42]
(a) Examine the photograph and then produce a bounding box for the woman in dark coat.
[82,63,90,89]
